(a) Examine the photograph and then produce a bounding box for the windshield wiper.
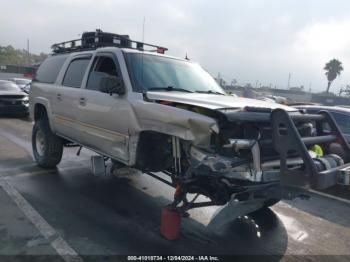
[194,90,226,95]
[147,86,194,93]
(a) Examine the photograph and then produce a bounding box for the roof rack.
[51,29,168,55]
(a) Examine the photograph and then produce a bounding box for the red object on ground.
[160,207,181,240]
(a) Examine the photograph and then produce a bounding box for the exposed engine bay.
[135,98,350,213]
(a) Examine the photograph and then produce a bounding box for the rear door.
[52,55,91,142]
[77,52,130,162]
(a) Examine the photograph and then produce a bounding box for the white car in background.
[8,78,32,91]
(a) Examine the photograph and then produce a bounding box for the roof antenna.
[141,17,145,93]
[142,17,145,43]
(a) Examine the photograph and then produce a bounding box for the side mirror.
[99,76,125,95]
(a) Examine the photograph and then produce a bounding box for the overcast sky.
[1,0,350,93]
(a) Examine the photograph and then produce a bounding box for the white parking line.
[309,189,350,205]
[0,130,34,159]
[0,162,91,178]
[0,163,37,174]
[0,178,84,262]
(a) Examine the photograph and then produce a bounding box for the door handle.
[79,97,86,106]
[57,94,62,100]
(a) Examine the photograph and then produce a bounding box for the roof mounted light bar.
[51,29,168,54]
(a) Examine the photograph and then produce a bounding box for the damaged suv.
[29,31,350,223]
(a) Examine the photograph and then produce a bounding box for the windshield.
[125,53,225,94]
[0,82,21,91]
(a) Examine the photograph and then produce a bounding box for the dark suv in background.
[0,80,29,116]
[295,105,350,143]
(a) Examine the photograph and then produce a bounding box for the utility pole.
[287,73,291,89]
[27,38,30,65]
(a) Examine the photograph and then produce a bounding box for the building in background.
[0,64,38,80]
[223,85,350,106]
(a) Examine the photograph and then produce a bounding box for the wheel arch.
[134,130,177,171]
[31,98,55,132]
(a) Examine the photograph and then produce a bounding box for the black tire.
[263,198,281,208]
[32,118,63,168]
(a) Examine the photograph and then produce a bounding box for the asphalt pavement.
[0,117,350,261]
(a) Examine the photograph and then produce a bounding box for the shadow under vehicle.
[7,163,288,257]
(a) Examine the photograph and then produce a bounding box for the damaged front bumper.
[190,108,350,191]
[155,107,350,215]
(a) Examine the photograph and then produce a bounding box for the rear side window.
[35,55,68,84]
[62,58,90,88]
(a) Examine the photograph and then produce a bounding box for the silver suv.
[29,31,350,221]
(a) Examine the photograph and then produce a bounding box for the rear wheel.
[32,118,63,168]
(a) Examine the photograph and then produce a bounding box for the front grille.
[0,95,25,99]
[0,95,26,107]
[0,100,24,106]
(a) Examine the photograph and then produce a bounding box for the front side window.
[62,58,91,88]
[86,56,119,91]
[125,53,225,94]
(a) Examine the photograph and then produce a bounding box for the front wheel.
[263,198,281,208]
[32,119,63,168]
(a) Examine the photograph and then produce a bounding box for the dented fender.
[130,99,217,147]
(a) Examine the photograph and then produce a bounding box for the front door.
[77,53,131,162]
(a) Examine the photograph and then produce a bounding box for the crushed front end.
[160,106,350,215]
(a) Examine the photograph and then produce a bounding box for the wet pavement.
[0,117,350,261]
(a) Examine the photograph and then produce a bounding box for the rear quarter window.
[34,55,68,84]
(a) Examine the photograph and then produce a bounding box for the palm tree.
[324,59,343,93]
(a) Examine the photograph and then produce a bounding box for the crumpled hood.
[146,91,297,112]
